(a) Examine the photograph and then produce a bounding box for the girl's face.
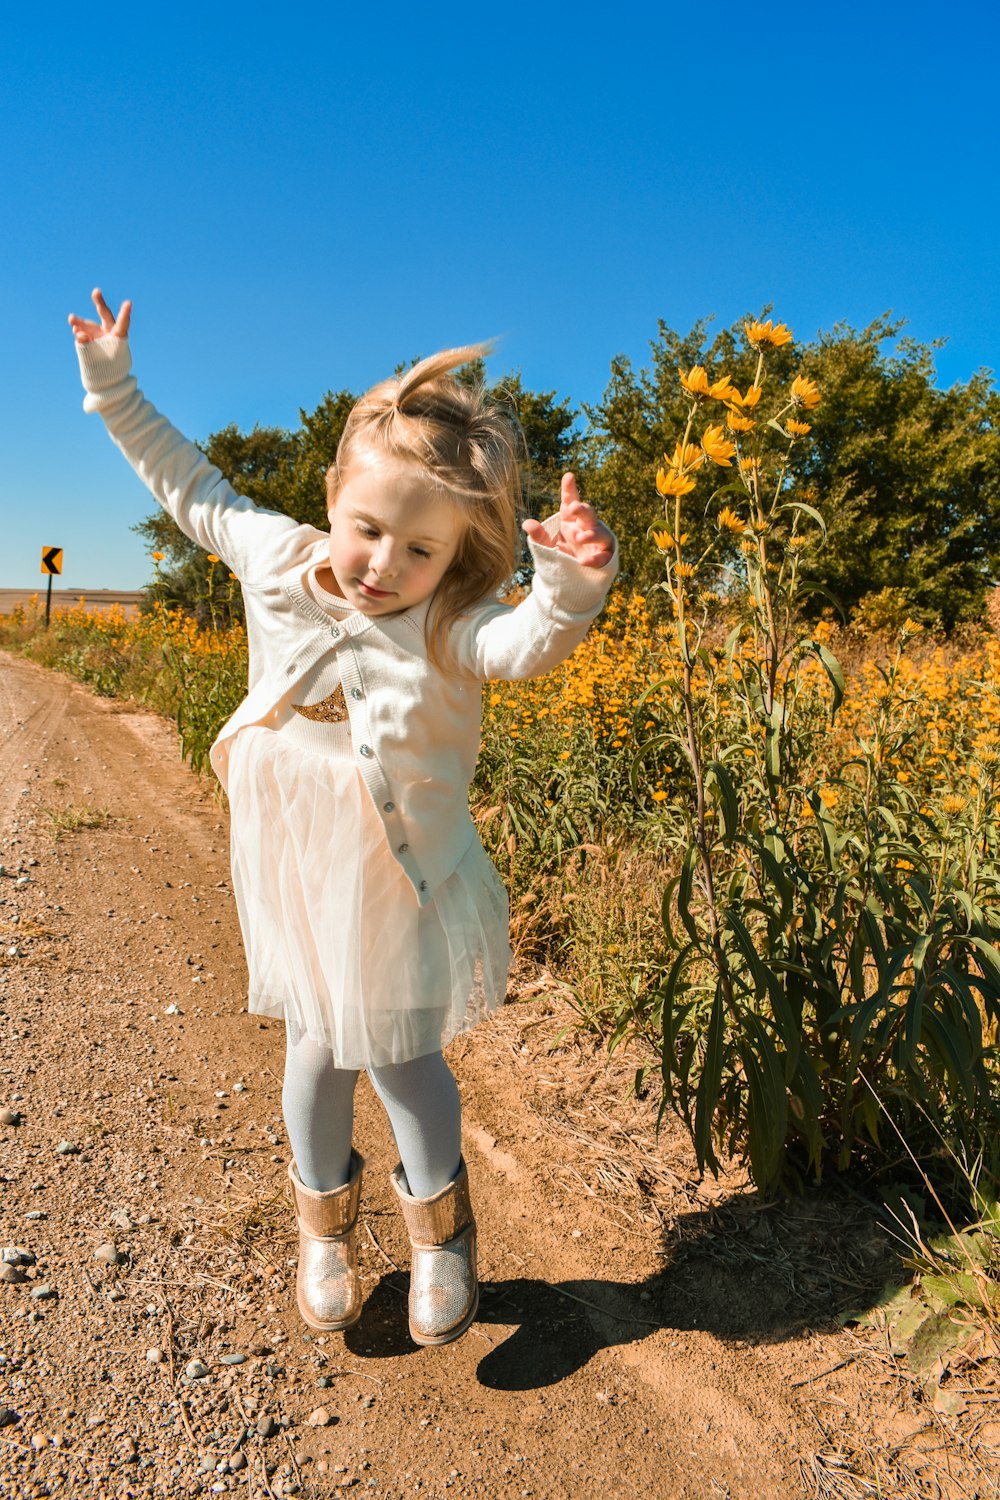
[323,457,464,616]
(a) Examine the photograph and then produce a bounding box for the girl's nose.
[372,538,398,577]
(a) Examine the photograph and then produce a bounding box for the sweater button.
[351,687,363,699]
[383,801,395,813]
[330,624,341,639]
[419,881,428,892]
[398,843,409,854]
[359,744,372,758]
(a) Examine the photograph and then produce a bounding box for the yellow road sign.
[41,546,63,576]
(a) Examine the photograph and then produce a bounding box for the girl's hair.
[327,342,524,669]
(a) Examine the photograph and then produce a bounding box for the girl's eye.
[411,548,430,559]
[358,525,379,538]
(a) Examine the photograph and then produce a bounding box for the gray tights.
[282,1027,462,1198]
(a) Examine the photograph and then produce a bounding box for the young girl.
[69,289,618,1346]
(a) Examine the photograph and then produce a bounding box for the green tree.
[798,317,1000,628]
[582,313,1000,624]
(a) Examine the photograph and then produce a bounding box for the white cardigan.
[77,337,619,904]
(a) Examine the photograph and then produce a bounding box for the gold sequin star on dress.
[292,682,350,724]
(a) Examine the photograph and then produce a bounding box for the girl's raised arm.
[68,288,132,344]
[69,286,305,581]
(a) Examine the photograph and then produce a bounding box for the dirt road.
[0,651,967,1499]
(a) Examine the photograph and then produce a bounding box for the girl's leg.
[367,1051,462,1199]
[282,1024,359,1191]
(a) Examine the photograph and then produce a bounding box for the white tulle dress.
[226,574,511,1070]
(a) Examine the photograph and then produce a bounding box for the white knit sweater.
[77,336,619,904]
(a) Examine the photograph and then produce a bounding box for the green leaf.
[805,639,845,718]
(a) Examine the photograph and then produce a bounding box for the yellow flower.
[656,467,697,498]
[650,527,675,551]
[206,554,220,565]
[819,787,839,809]
[788,534,809,550]
[726,409,756,433]
[942,794,966,815]
[745,319,793,349]
[717,506,746,535]
[786,418,812,436]
[151,551,165,562]
[739,537,757,555]
[675,561,697,579]
[668,441,705,473]
[701,425,737,467]
[679,366,733,400]
[652,789,668,802]
[727,384,764,410]
[790,375,821,409]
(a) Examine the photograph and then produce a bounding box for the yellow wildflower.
[652,789,668,802]
[675,561,697,579]
[702,425,737,466]
[650,528,675,551]
[667,440,705,473]
[206,554,220,565]
[679,367,734,400]
[717,506,746,535]
[739,537,757,556]
[786,418,812,436]
[727,384,764,410]
[726,409,756,433]
[942,794,966,815]
[790,375,821,409]
[656,468,697,498]
[745,319,793,349]
[151,551,165,562]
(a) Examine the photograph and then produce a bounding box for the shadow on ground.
[343,1183,903,1390]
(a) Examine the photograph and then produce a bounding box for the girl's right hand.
[68,287,132,344]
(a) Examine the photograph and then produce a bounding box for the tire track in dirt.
[0,652,883,1500]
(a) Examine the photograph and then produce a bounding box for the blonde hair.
[327,343,524,669]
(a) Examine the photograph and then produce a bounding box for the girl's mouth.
[358,580,393,599]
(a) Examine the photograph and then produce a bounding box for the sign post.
[41,547,63,629]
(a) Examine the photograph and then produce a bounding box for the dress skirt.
[226,727,511,1068]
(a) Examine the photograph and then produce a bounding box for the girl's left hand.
[522,473,615,568]
[68,287,132,344]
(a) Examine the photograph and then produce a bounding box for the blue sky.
[3,0,998,589]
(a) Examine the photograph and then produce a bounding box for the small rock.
[219,1352,246,1365]
[185,1359,210,1380]
[2,1247,34,1266]
[107,1286,126,1302]
[0,1263,26,1285]
[308,1406,334,1427]
[256,1413,279,1439]
[145,1348,163,1364]
[55,1140,80,1156]
[164,1004,182,1016]
[233,1082,246,1093]
[15,876,30,889]
[30,1283,56,1301]
[0,1108,20,1126]
[24,1211,46,1222]
[94,1243,123,1265]
[30,1432,47,1451]
[229,1450,247,1472]
[316,1375,333,1389]
[109,1208,134,1232]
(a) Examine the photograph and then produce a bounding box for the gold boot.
[390,1158,478,1346]
[288,1152,364,1332]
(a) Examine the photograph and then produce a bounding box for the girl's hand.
[68,287,132,344]
[522,473,615,568]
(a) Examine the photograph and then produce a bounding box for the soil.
[1,650,998,1500]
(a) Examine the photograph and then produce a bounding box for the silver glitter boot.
[390,1158,478,1346]
[288,1152,364,1332]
